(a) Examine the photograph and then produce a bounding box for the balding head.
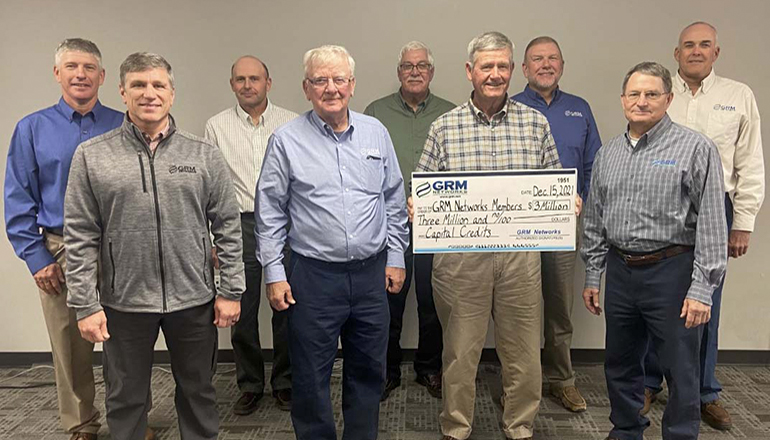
[231,55,270,80]
[678,21,718,47]
[675,21,720,87]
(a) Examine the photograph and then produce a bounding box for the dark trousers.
[103,302,219,440]
[232,214,291,393]
[605,250,702,440]
[387,226,442,381]
[644,195,732,404]
[287,251,389,440]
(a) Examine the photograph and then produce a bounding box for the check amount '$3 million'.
[411,169,577,254]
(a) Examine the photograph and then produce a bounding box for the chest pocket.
[644,167,684,221]
[706,112,741,149]
[358,153,384,193]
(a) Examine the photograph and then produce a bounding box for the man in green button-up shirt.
[364,41,454,401]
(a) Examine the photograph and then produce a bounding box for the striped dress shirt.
[416,97,562,173]
[204,100,298,213]
[581,114,728,305]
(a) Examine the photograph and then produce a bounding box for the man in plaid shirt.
[415,31,562,440]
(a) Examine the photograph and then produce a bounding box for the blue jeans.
[605,249,702,440]
[644,195,732,404]
[287,251,389,440]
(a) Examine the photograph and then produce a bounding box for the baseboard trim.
[1,348,768,367]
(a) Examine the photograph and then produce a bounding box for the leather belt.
[614,245,693,267]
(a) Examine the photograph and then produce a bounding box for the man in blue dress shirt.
[3,38,124,440]
[513,36,602,413]
[255,45,409,440]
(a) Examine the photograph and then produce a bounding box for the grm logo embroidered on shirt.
[360,148,380,157]
[651,159,677,167]
[713,104,736,111]
[168,165,197,174]
[564,110,583,117]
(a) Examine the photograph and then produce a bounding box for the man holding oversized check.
[409,31,580,440]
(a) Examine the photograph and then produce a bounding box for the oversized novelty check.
[411,169,577,253]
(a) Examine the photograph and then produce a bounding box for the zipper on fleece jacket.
[144,142,169,313]
[109,240,116,291]
[202,237,209,286]
[137,152,148,193]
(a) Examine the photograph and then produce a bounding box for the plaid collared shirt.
[581,114,728,305]
[416,97,561,173]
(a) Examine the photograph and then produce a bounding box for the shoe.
[273,388,292,411]
[640,388,658,416]
[550,385,587,412]
[233,391,263,415]
[415,373,442,399]
[702,399,733,430]
[70,433,97,440]
[440,436,460,440]
[145,427,156,440]
[381,377,401,401]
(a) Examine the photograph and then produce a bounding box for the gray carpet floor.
[2,362,770,439]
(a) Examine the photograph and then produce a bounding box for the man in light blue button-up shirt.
[255,45,408,440]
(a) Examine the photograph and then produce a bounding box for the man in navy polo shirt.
[513,35,602,412]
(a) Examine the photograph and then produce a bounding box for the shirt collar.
[625,113,673,146]
[235,99,273,127]
[309,109,355,139]
[468,93,509,125]
[675,69,716,95]
[124,114,176,146]
[57,97,103,122]
[521,84,561,105]
[397,90,431,114]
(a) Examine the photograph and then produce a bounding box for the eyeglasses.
[305,77,354,89]
[623,91,669,103]
[398,62,432,73]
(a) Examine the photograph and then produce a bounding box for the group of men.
[3,21,763,440]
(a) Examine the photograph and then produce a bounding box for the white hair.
[303,45,355,78]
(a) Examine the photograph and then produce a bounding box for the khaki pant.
[541,220,581,389]
[39,232,100,434]
[432,252,542,440]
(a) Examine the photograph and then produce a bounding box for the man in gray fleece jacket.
[64,52,245,440]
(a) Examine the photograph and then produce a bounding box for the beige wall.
[0,0,768,352]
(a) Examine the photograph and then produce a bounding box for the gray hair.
[55,38,102,68]
[621,61,672,94]
[679,21,719,46]
[398,40,434,66]
[524,36,563,60]
[120,52,175,89]
[303,45,355,78]
[467,31,514,67]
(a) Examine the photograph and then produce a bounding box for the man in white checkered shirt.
[204,56,298,415]
[414,31,562,440]
[580,61,727,440]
